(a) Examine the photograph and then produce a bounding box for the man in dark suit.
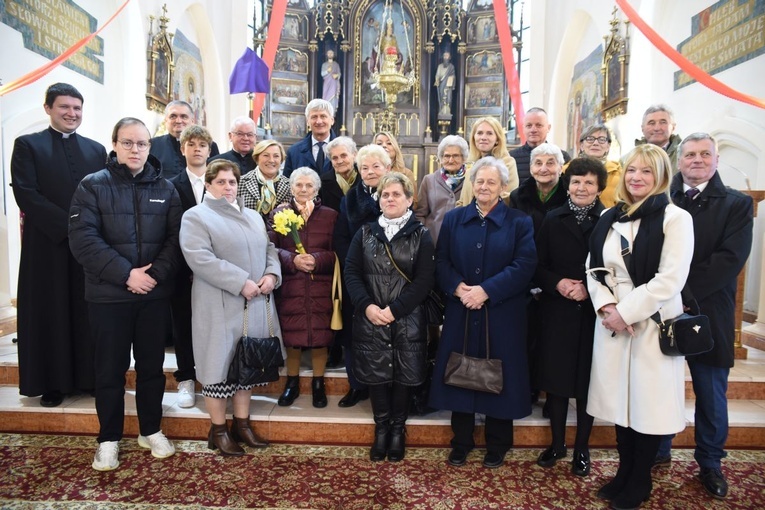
[283,98,336,177]
[657,132,754,500]
[150,100,219,179]
[11,82,107,407]
[208,116,257,174]
[168,125,213,409]
[510,107,570,184]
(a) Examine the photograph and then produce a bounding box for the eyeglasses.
[232,131,256,138]
[118,140,150,151]
[441,154,463,161]
[583,136,609,144]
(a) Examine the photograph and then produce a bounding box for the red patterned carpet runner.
[1,434,763,509]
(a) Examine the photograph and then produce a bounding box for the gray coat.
[180,196,282,386]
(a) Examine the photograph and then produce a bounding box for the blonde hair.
[252,139,285,166]
[468,117,511,163]
[356,143,391,168]
[374,131,406,173]
[616,144,672,216]
[378,171,414,199]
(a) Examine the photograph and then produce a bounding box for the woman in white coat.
[586,144,693,509]
[180,160,282,456]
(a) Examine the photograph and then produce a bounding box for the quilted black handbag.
[227,295,284,386]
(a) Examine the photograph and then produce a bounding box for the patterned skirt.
[202,381,257,399]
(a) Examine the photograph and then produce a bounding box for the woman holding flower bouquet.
[269,167,338,408]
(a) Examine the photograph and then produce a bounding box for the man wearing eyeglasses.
[10,83,107,408]
[208,116,258,173]
[150,100,220,179]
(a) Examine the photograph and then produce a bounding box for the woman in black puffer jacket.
[344,172,435,463]
[69,117,182,471]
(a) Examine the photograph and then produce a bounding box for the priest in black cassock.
[11,83,107,407]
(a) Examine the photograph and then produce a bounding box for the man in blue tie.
[658,132,754,500]
[283,98,336,177]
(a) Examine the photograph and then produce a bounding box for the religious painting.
[145,16,173,113]
[601,10,630,120]
[355,0,417,107]
[464,115,500,138]
[172,30,207,126]
[281,13,306,41]
[274,48,308,75]
[466,50,502,77]
[272,112,306,138]
[469,0,494,11]
[465,81,503,110]
[467,16,498,45]
[272,78,309,107]
[566,46,603,155]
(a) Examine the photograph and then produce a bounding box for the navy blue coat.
[283,132,335,177]
[670,171,753,368]
[429,201,537,420]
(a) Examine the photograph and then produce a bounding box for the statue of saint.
[381,18,399,57]
[321,49,341,109]
[434,52,456,116]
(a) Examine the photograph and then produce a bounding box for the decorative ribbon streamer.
[251,0,288,123]
[615,0,765,110]
[0,0,132,97]
[493,0,525,143]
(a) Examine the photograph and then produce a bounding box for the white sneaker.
[92,441,120,471]
[137,431,176,459]
[177,379,196,408]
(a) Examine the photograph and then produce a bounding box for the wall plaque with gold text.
[1,0,104,83]
[674,0,764,90]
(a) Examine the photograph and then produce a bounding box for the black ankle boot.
[370,422,389,461]
[277,376,300,407]
[387,423,406,462]
[598,426,636,500]
[312,377,327,408]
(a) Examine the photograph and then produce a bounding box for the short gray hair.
[642,104,675,124]
[305,98,335,119]
[469,157,510,187]
[164,100,193,117]
[229,116,256,132]
[580,124,611,143]
[678,132,718,164]
[289,166,322,191]
[356,144,391,168]
[530,143,564,166]
[325,136,357,157]
[437,135,469,160]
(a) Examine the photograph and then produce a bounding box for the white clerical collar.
[51,126,75,138]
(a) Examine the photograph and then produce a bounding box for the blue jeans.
[657,359,729,469]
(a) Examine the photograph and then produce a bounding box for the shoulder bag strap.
[383,242,412,283]
[243,295,274,337]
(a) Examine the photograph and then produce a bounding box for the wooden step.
[0,386,763,449]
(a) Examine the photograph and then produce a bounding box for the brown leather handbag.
[443,308,503,394]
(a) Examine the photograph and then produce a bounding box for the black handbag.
[383,243,444,325]
[227,295,284,386]
[651,311,714,357]
[443,309,503,394]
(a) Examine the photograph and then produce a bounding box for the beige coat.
[586,204,692,435]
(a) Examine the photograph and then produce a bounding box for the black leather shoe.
[483,451,506,469]
[311,377,327,408]
[277,376,300,407]
[536,446,567,467]
[699,467,728,499]
[338,388,369,408]
[447,448,469,466]
[571,450,591,476]
[652,453,671,468]
[40,391,63,408]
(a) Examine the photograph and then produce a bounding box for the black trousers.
[170,277,195,382]
[451,411,514,455]
[89,299,169,442]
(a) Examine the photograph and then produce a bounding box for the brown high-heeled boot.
[207,422,245,456]
[231,416,269,448]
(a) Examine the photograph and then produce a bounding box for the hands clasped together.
[556,278,589,302]
[240,274,278,301]
[600,303,635,336]
[455,282,489,310]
